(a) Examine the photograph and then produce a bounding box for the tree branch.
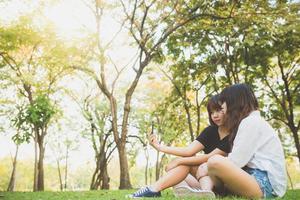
[128,134,147,147]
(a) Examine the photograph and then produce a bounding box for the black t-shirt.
[196,125,230,154]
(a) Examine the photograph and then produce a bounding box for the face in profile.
[221,102,227,114]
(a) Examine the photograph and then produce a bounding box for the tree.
[48,119,80,191]
[6,143,19,191]
[50,139,64,191]
[0,91,23,192]
[252,2,300,161]
[73,0,232,188]
[80,95,116,190]
[158,64,216,141]
[0,15,76,190]
[128,70,172,185]
[164,1,300,162]
[6,105,31,192]
[13,94,58,191]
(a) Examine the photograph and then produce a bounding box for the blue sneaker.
[128,186,161,198]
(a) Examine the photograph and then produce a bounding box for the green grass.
[0,189,299,200]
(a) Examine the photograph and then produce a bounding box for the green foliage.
[0,16,40,52]
[164,0,300,158]
[26,95,57,128]
[152,99,191,146]
[12,94,57,144]
[0,14,80,92]
[11,105,32,144]
[79,94,113,157]
[0,14,75,145]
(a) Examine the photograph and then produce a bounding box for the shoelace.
[133,187,149,196]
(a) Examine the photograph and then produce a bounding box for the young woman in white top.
[207,83,287,198]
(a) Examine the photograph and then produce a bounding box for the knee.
[199,162,208,168]
[196,163,208,179]
[207,155,225,172]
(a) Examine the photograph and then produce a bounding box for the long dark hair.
[207,94,222,126]
[219,83,259,147]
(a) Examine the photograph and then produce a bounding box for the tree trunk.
[101,164,110,189]
[277,57,299,162]
[90,161,100,190]
[108,95,132,189]
[23,85,40,192]
[118,142,132,189]
[64,146,69,190]
[33,131,38,191]
[7,145,19,192]
[56,159,63,191]
[90,152,110,190]
[184,102,194,141]
[37,136,45,191]
[290,127,300,163]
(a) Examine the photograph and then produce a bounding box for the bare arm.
[149,134,204,157]
[178,148,227,166]
[165,148,227,171]
[159,141,205,157]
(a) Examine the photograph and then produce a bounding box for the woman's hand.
[148,134,161,151]
[165,158,181,172]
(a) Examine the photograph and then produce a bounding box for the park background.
[0,0,299,197]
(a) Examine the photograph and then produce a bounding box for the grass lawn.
[0,189,299,200]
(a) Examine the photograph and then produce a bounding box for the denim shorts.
[243,167,275,198]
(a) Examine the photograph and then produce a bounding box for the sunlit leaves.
[12,94,58,144]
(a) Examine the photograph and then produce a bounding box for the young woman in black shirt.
[128,95,230,198]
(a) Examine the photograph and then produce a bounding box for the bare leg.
[151,165,192,192]
[207,155,263,198]
[172,165,216,198]
[174,174,201,189]
[196,163,208,179]
[196,163,214,191]
[174,163,214,191]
